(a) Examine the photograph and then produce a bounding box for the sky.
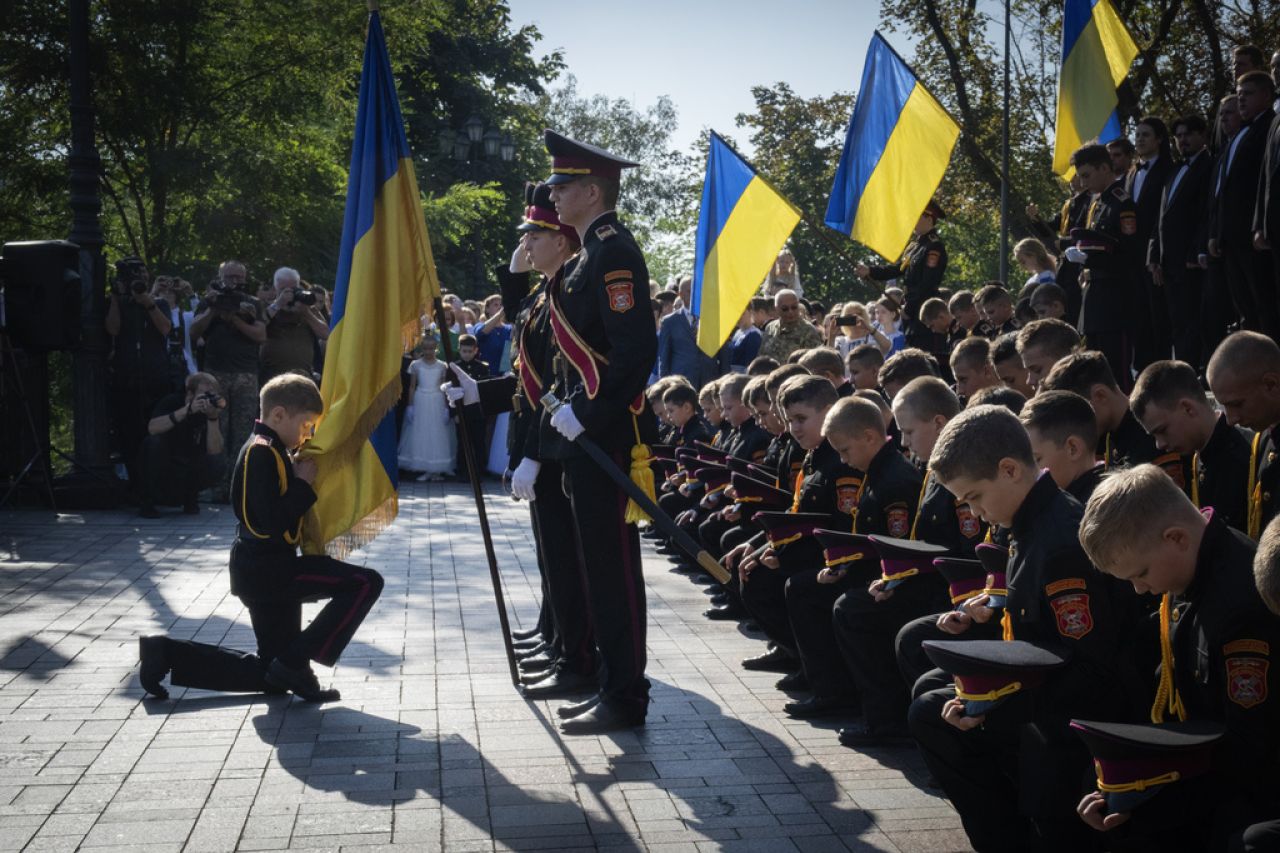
[507,1,889,156]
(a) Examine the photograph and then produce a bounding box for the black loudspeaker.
[0,240,83,352]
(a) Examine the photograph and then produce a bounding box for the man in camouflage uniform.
[759,289,822,363]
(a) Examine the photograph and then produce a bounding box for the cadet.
[1078,466,1280,848]
[1040,350,1180,479]
[798,346,853,397]
[782,395,923,720]
[1015,318,1081,392]
[661,382,711,448]
[537,130,656,733]
[906,405,1143,853]
[1065,142,1140,392]
[974,283,1019,337]
[138,374,384,702]
[833,377,984,747]
[1131,359,1255,532]
[1206,331,1280,538]
[855,199,948,322]
[991,333,1034,399]
[1019,390,1105,504]
[949,336,1001,403]
[846,343,885,392]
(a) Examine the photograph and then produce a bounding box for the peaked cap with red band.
[544,129,640,185]
[517,182,576,246]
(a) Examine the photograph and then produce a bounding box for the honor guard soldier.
[534,130,657,733]
[855,199,948,323]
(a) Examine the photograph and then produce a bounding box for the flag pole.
[433,296,521,687]
[998,0,1011,286]
[710,132,883,300]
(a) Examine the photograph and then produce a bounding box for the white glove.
[404,405,415,424]
[550,403,585,441]
[1064,246,1088,264]
[511,458,540,500]
[443,363,480,405]
[442,385,464,407]
[510,239,533,274]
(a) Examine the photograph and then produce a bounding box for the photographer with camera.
[105,256,175,488]
[259,267,329,385]
[150,275,197,389]
[190,260,267,500]
[137,372,228,518]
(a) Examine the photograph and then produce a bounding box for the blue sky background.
[507,1,888,155]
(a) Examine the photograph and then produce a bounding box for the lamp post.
[443,116,515,294]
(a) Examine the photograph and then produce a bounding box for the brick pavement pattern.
[0,482,972,852]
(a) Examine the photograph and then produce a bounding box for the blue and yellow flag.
[301,11,440,557]
[824,32,960,264]
[1052,0,1138,177]
[692,133,801,357]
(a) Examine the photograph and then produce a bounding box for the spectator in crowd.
[658,276,716,387]
[728,307,762,373]
[150,275,196,390]
[870,294,906,356]
[1014,237,1057,292]
[763,248,803,298]
[473,294,512,376]
[750,296,777,329]
[1106,136,1135,174]
[759,288,822,363]
[189,260,267,500]
[832,302,875,359]
[137,373,227,518]
[259,267,330,385]
[105,256,174,488]
[1203,93,1244,357]
[1129,116,1175,367]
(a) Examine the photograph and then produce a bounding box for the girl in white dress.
[397,336,456,481]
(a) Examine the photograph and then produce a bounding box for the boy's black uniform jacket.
[229,422,316,601]
[747,439,861,571]
[999,475,1145,726]
[672,416,711,449]
[722,417,771,463]
[1106,410,1190,494]
[854,441,924,538]
[1255,426,1280,537]
[1195,414,1254,533]
[913,470,986,557]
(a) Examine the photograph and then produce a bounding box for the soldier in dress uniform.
[534,130,657,733]
[855,199,948,323]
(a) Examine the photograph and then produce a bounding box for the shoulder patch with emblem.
[1110,186,1130,201]
[1227,657,1269,708]
[926,250,942,268]
[252,434,273,447]
[886,503,910,537]
[1119,211,1137,235]
[1050,593,1094,639]
[836,478,861,515]
[955,503,981,538]
[595,224,617,240]
[1155,452,1186,490]
[605,281,634,313]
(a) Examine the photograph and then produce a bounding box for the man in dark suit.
[1203,94,1244,357]
[1151,115,1213,368]
[1254,66,1280,333]
[1127,117,1175,368]
[657,276,716,388]
[1212,71,1277,340]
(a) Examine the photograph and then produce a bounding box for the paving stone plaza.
[0,482,971,851]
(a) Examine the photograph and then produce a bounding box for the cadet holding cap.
[906,405,1145,853]
[534,130,657,734]
[1078,465,1280,847]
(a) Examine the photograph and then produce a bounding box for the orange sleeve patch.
[1119,212,1137,236]
[1225,639,1271,656]
[926,250,942,268]
[1227,658,1269,708]
[605,282,634,313]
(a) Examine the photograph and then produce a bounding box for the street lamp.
[463,114,484,144]
[440,117,517,294]
[499,133,515,163]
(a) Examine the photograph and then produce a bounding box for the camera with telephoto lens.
[197,391,227,411]
[289,289,317,307]
[112,257,149,296]
[207,277,255,318]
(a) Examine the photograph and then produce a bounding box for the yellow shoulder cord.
[1248,432,1263,539]
[1000,610,1014,642]
[984,526,995,544]
[1150,592,1187,723]
[789,456,809,512]
[909,468,931,540]
[1104,432,1113,469]
[1190,452,1200,508]
[625,415,655,525]
[850,475,868,533]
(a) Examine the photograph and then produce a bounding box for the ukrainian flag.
[692,133,800,357]
[301,10,440,558]
[825,32,960,263]
[1052,0,1138,177]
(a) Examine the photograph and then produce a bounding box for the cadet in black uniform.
[1019,390,1106,505]
[1131,359,1255,532]
[783,395,923,720]
[1041,351,1186,484]
[1207,331,1280,539]
[536,131,657,733]
[1078,466,1280,849]
[906,405,1144,853]
[833,377,985,746]
[855,199,948,322]
[1066,143,1141,391]
[138,374,384,702]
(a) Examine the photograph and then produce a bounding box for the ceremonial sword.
[540,391,731,584]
